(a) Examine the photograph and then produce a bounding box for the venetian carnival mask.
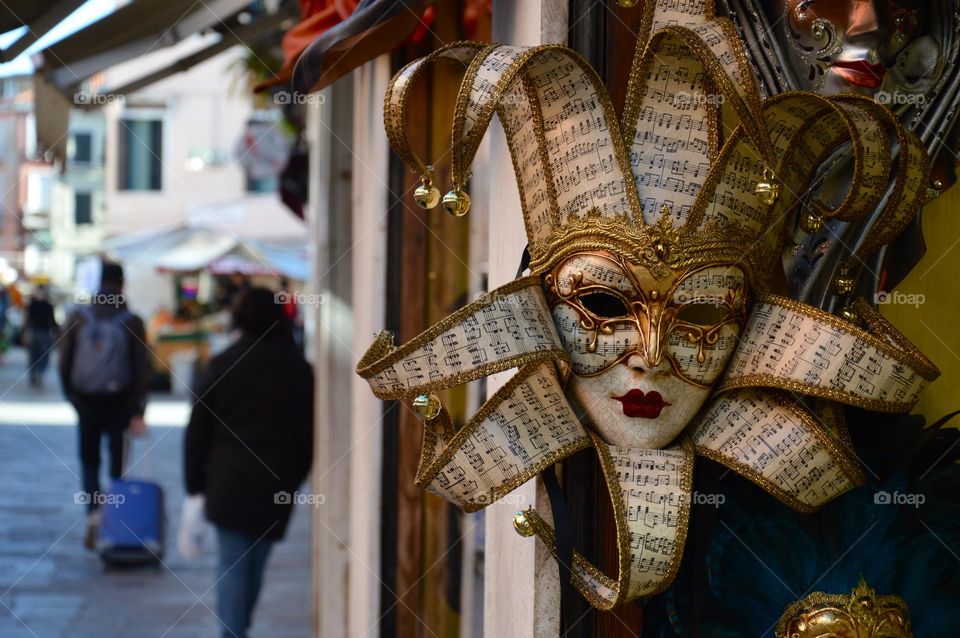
[776,580,912,638]
[357,0,937,611]
[546,252,746,449]
[765,0,925,94]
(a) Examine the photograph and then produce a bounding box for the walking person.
[59,262,150,547]
[183,287,313,638]
[24,285,58,387]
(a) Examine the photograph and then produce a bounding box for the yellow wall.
[882,184,960,421]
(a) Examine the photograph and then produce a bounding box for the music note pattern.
[425,361,589,510]
[609,443,692,598]
[365,281,564,397]
[721,299,932,411]
[626,15,764,227]
[457,46,635,242]
[692,389,861,509]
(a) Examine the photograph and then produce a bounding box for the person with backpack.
[183,287,313,638]
[59,261,150,548]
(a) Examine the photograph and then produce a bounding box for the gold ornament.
[925,178,944,202]
[839,302,861,325]
[513,510,535,537]
[832,274,857,297]
[442,188,471,217]
[616,0,639,6]
[414,178,441,209]
[776,578,911,638]
[800,210,824,234]
[754,168,781,205]
[412,393,442,421]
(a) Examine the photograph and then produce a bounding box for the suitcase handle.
[122,431,154,481]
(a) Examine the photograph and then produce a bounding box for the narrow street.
[0,347,311,638]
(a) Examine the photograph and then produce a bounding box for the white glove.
[177,494,209,561]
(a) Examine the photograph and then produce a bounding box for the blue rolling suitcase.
[98,437,165,566]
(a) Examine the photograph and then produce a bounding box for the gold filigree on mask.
[776,579,912,638]
[544,251,747,387]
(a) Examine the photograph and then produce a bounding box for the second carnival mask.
[356,0,939,610]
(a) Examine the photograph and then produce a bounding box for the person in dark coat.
[24,285,58,387]
[184,287,313,638]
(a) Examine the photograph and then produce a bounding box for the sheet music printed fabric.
[361,0,939,609]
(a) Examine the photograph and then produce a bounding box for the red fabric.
[463,0,491,39]
[257,0,357,91]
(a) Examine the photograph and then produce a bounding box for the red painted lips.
[612,389,671,419]
[832,59,886,89]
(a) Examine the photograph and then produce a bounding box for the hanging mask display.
[721,0,959,304]
[356,0,939,610]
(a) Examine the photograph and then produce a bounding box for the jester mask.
[357,0,938,609]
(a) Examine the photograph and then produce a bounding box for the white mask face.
[546,252,748,449]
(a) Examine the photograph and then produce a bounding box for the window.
[74,192,92,225]
[72,132,92,163]
[118,118,162,190]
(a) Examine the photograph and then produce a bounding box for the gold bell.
[412,394,442,421]
[839,303,861,325]
[800,210,824,234]
[616,0,639,6]
[414,177,440,209]
[754,168,781,206]
[513,510,535,537]
[442,188,471,217]
[832,275,857,297]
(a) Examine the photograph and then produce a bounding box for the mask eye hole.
[578,291,628,319]
[676,302,728,326]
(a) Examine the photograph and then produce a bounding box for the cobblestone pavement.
[0,348,312,638]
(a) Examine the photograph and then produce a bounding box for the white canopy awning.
[103,225,308,280]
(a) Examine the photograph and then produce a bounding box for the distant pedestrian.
[184,287,313,638]
[59,262,150,548]
[24,285,58,387]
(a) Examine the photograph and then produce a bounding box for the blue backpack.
[70,307,133,394]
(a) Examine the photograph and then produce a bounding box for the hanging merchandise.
[356,0,941,614]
